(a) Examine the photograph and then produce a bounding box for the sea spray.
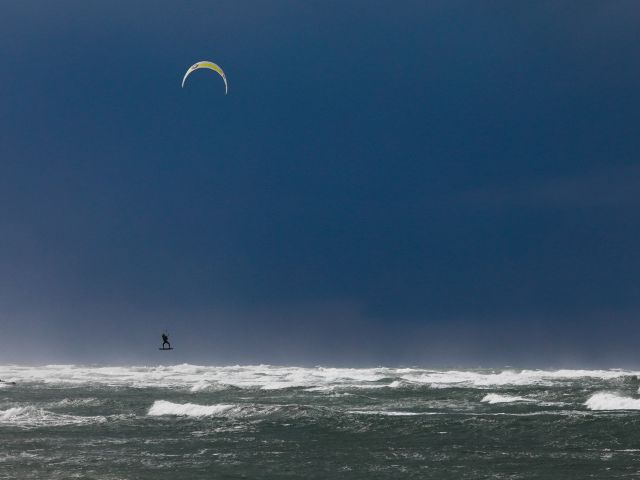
[3,365,640,478]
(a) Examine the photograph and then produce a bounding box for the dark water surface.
[1,365,640,479]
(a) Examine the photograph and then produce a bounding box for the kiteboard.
[158,347,174,351]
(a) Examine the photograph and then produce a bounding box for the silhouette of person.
[161,333,171,349]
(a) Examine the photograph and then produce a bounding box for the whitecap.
[147,400,235,417]
[49,397,103,408]
[189,381,229,393]
[0,405,106,427]
[347,410,427,416]
[0,364,637,391]
[585,392,640,411]
[481,394,534,404]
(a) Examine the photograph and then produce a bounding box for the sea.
[1,364,640,479]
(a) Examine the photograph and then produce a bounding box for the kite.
[181,61,228,94]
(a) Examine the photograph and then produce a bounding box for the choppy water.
[2,365,640,479]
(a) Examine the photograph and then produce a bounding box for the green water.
[1,365,640,479]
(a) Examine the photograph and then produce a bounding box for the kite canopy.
[181,61,228,94]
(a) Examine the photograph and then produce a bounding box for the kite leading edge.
[182,61,228,94]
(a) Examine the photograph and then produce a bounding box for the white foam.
[149,401,328,421]
[49,397,102,408]
[402,369,635,388]
[481,394,534,404]
[0,405,106,427]
[585,392,640,411]
[147,400,235,417]
[348,410,422,416]
[0,364,636,391]
[304,386,335,392]
[189,381,228,393]
[0,452,39,463]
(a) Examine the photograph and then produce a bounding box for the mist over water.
[2,364,640,479]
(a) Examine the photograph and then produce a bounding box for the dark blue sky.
[2,1,640,365]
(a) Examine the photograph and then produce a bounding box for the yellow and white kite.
[181,61,228,95]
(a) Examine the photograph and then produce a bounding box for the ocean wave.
[347,410,424,416]
[147,400,329,419]
[481,394,534,404]
[0,405,106,428]
[404,369,636,388]
[585,392,640,411]
[148,400,235,417]
[189,381,232,393]
[0,364,637,391]
[48,397,103,408]
[0,452,40,463]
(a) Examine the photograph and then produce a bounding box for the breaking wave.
[0,405,106,428]
[148,401,440,419]
[585,392,640,411]
[1,364,638,392]
[481,394,534,404]
[148,400,235,417]
[146,400,323,419]
[347,410,423,416]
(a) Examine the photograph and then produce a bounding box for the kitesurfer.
[161,333,171,350]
